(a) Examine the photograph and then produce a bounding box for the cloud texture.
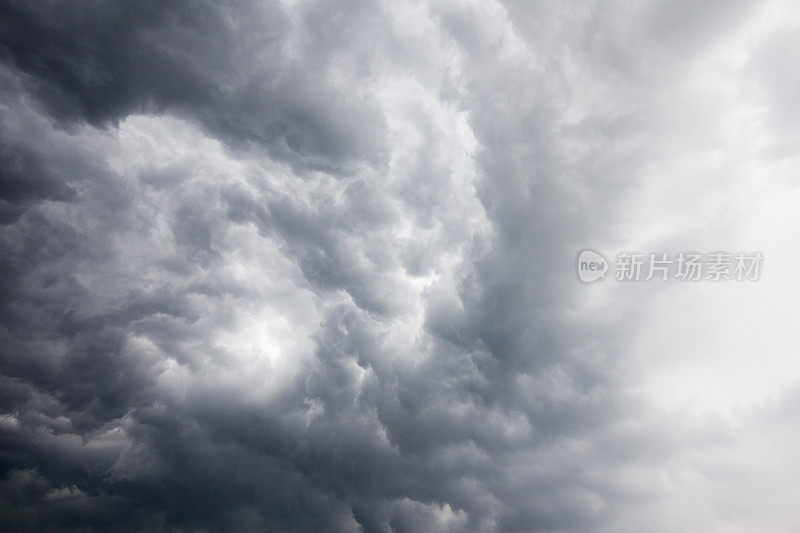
[2,1,800,532]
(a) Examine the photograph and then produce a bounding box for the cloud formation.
[2,1,800,532]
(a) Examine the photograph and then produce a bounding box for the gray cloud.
[0,0,388,174]
[2,1,799,532]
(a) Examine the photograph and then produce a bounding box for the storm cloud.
[2,1,800,532]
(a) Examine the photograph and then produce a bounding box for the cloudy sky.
[2,1,800,532]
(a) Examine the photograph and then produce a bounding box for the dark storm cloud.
[0,2,646,532]
[2,1,797,532]
[0,0,387,174]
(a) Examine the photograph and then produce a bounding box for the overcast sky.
[2,1,800,532]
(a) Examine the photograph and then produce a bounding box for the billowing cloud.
[2,1,800,532]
